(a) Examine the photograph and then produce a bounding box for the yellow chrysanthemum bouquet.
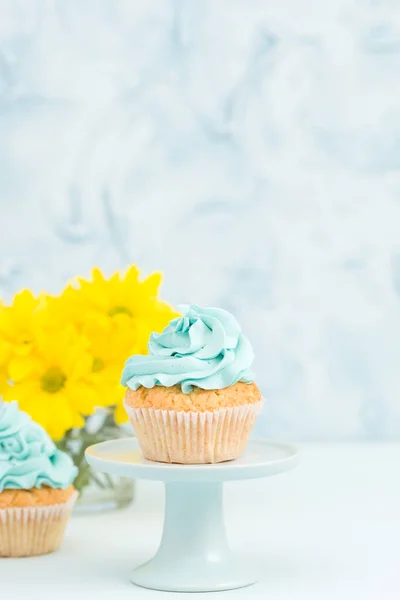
[0,266,178,504]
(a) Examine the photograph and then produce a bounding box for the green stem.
[55,428,73,453]
[62,417,122,494]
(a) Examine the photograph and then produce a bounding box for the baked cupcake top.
[121,304,254,393]
[0,401,77,493]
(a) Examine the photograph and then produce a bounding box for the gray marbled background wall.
[1,0,399,439]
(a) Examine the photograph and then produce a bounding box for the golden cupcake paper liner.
[0,490,78,557]
[124,401,263,464]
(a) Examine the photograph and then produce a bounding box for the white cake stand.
[85,438,298,593]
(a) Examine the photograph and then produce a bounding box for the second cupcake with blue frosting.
[121,305,263,464]
[0,401,78,557]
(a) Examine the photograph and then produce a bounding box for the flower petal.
[9,356,39,382]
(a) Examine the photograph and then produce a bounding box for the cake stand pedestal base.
[131,482,255,592]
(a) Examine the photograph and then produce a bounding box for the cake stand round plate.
[86,438,299,593]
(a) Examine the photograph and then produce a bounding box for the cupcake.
[121,305,263,464]
[0,401,78,557]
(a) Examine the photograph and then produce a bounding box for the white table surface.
[1,443,399,599]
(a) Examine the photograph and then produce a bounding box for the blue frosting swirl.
[0,401,78,492]
[121,304,255,393]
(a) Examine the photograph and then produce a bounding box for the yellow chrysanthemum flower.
[0,266,178,438]
[78,266,177,349]
[0,291,47,395]
[3,325,100,441]
[0,290,43,361]
[46,266,179,424]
